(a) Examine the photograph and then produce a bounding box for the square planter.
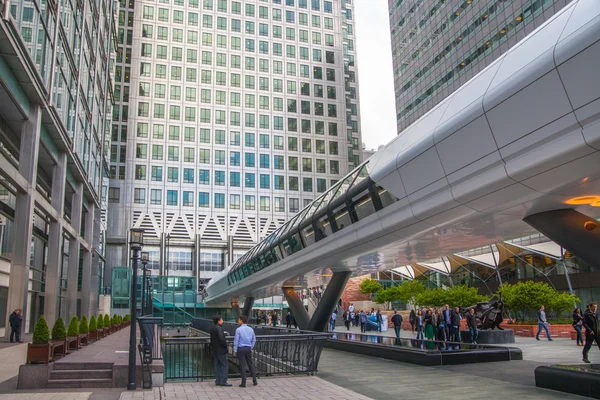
[66,336,79,351]
[89,329,98,341]
[79,333,89,346]
[26,343,54,364]
[52,339,67,359]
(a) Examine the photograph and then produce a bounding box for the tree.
[32,315,50,345]
[394,280,426,307]
[79,315,89,334]
[373,287,396,309]
[51,317,67,341]
[445,285,488,307]
[547,291,579,319]
[67,316,79,337]
[359,278,383,300]
[498,281,561,321]
[415,287,448,307]
[89,315,97,331]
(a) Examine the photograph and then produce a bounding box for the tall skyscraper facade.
[106,0,362,291]
[389,0,570,134]
[0,0,115,334]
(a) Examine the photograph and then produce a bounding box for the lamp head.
[130,228,145,250]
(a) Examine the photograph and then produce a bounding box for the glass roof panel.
[350,163,370,190]
[329,168,361,204]
[314,180,344,215]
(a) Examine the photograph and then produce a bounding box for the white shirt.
[349,305,354,312]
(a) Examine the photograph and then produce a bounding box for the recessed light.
[566,196,600,205]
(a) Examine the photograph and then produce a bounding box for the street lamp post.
[140,251,149,316]
[128,228,144,391]
[166,233,171,278]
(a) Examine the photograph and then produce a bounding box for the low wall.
[506,324,575,338]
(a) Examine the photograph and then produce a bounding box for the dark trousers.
[10,326,21,342]
[360,322,366,333]
[583,333,600,360]
[237,346,256,385]
[286,322,291,328]
[394,325,401,338]
[345,320,350,330]
[213,353,228,385]
[450,326,460,342]
[469,327,478,343]
[444,325,451,341]
[436,326,445,341]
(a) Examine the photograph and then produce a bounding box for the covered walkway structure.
[205,0,600,330]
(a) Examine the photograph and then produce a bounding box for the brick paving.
[120,377,373,400]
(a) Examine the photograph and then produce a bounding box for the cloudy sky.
[355,0,397,151]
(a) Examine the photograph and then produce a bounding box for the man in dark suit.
[210,315,231,386]
[583,303,600,363]
[9,309,23,343]
[450,306,462,342]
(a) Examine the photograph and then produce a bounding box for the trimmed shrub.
[97,315,104,329]
[123,315,131,322]
[89,315,97,331]
[67,316,79,337]
[32,315,50,344]
[79,315,89,334]
[52,318,67,341]
[104,314,110,327]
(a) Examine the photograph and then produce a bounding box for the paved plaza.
[1,325,597,399]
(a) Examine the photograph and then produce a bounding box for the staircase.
[47,362,114,388]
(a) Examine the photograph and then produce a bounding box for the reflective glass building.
[105,0,363,293]
[0,0,116,335]
[389,0,571,134]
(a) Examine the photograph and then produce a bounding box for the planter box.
[26,343,54,364]
[89,329,99,341]
[52,339,67,359]
[66,336,79,351]
[505,324,575,338]
[79,332,89,346]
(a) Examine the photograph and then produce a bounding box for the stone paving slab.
[0,393,92,400]
[55,328,137,366]
[119,377,372,400]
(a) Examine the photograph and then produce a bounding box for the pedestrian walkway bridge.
[205,0,600,315]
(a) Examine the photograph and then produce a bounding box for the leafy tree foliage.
[393,280,426,306]
[497,281,579,321]
[32,315,50,344]
[359,278,383,299]
[415,285,488,307]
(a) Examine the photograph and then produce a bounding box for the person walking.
[285,311,293,328]
[416,310,424,340]
[409,309,416,332]
[376,309,383,332]
[392,310,403,339]
[272,311,278,327]
[9,309,23,343]
[442,305,452,341]
[209,315,231,386]
[349,303,355,314]
[573,307,584,346]
[435,308,446,341]
[330,310,337,331]
[583,303,600,363]
[535,305,553,341]
[359,310,367,333]
[343,310,352,330]
[234,315,257,387]
[467,308,478,344]
[424,310,435,340]
[450,306,462,342]
[354,310,360,327]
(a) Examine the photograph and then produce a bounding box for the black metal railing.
[138,316,164,360]
[163,333,329,381]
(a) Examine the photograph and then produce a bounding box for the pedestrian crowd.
[408,304,471,343]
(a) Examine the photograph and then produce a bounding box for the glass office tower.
[0,0,116,334]
[106,0,362,292]
[389,0,570,134]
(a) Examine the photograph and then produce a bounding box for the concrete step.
[46,378,113,389]
[50,369,112,380]
[53,362,114,370]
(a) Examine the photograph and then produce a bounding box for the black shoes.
[239,381,258,388]
[253,380,258,386]
[239,384,246,388]
[583,358,591,363]
[220,383,232,387]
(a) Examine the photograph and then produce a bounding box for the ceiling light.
[566,196,600,205]
[591,200,600,207]
[584,221,597,231]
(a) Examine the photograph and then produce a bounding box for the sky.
[355,0,397,151]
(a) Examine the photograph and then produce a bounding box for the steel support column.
[282,287,310,330]
[308,271,351,332]
[524,209,600,270]
[241,296,254,317]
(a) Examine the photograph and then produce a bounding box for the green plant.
[51,317,67,341]
[67,316,79,337]
[497,281,578,321]
[32,315,50,344]
[359,278,383,300]
[393,280,426,307]
[79,315,89,334]
[89,315,97,331]
[123,315,131,322]
[96,315,103,329]
[104,314,110,327]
